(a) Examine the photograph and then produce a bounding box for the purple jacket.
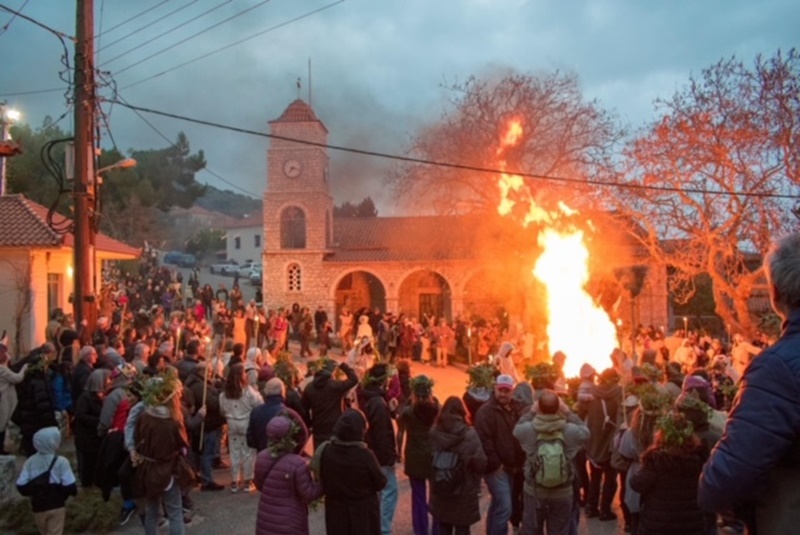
[254,451,323,535]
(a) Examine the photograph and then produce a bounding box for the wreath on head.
[142,368,181,407]
[267,418,301,457]
[466,362,497,391]
[656,410,695,449]
[525,363,559,390]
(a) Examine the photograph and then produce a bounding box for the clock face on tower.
[283,159,302,178]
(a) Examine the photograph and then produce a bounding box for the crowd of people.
[0,231,798,535]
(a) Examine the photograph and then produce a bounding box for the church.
[261,99,669,336]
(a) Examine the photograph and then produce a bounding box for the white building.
[225,215,264,265]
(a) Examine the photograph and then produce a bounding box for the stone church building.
[261,99,669,336]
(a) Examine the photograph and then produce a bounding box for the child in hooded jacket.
[16,426,78,535]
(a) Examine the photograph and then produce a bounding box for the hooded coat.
[514,411,590,498]
[428,413,487,527]
[184,367,225,435]
[301,363,358,448]
[16,427,77,512]
[630,444,713,535]
[11,359,58,447]
[398,398,439,479]
[317,409,387,535]
[582,381,622,464]
[254,417,322,535]
[0,362,25,432]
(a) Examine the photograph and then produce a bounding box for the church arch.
[280,206,306,249]
[397,269,452,321]
[332,269,387,322]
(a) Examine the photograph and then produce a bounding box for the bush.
[0,488,123,534]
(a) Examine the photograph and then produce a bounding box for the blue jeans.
[537,496,573,535]
[485,468,512,535]
[200,428,221,485]
[145,481,183,535]
[380,465,398,535]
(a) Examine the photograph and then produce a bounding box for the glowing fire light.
[495,119,618,377]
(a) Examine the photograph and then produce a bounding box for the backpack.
[532,432,572,488]
[431,443,465,496]
[25,456,61,503]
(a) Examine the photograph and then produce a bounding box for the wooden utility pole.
[72,0,96,340]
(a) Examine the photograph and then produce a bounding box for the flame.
[495,120,618,377]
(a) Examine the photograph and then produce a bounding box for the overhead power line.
[112,93,260,198]
[95,0,171,40]
[0,2,74,40]
[97,0,201,56]
[121,0,345,90]
[0,0,30,35]
[0,86,66,97]
[106,99,800,201]
[111,0,271,76]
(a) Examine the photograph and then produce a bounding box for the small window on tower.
[254,234,261,248]
[234,237,241,250]
[288,263,302,292]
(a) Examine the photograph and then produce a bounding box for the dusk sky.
[1,0,798,213]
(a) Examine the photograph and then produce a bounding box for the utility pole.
[73,0,96,340]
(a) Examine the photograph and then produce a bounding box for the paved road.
[113,341,624,535]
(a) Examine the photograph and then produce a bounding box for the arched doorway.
[334,271,387,318]
[398,270,452,321]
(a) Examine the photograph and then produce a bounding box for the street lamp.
[1,102,22,196]
[95,158,136,184]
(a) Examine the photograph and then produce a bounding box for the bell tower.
[264,99,333,251]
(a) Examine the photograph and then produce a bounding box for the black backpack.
[431,440,465,496]
[26,456,60,502]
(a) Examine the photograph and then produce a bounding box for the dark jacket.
[247,395,287,451]
[320,440,386,535]
[698,308,800,534]
[12,364,58,439]
[73,391,104,455]
[175,355,199,383]
[254,451,322,535]
[398,399,439,479]
[302,363,358,448]
[184,369,225,434]
[359,385,397,467]
[582,381,622,464]
[71,360,93,405]
[429,416,487,527]
[630,444,713,535]
[474,394,523,473]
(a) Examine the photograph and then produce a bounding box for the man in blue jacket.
[698,232,800,534]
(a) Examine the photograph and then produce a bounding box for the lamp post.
[0,102,21,196]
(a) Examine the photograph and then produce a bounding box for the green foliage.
[142,368,181,406]
[656,411,695,449]
[333,197,379,217]
[466,362,497,390]
[196,188,261,218]
[266,419,301,457]
[274,351,299,388]
[6,118,70,207]
[0,489,122,534]
[525,362,559,390]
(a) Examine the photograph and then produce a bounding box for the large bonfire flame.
[496,119,617,378]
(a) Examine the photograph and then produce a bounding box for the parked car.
[234,260,258,279]
[209,259,239,275]
[249,268,262,286]
[177,254,197,268]
[163,250,184,264]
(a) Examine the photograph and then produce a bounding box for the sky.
[1,0,798,214]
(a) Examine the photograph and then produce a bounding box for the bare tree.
[616,50,800,336]
[1,259,33,355]
[388,71,624,214]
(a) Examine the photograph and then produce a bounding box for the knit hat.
[267,415,292,441]
[333,409,367,442]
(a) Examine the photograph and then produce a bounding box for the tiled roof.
[226,214,264,229]
[270,99,321,124]
[327,215,515,263]
[0,194,140,257]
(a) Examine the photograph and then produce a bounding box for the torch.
[683,316,688,337]
[198,363,209,449]
[467,326,472,366]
